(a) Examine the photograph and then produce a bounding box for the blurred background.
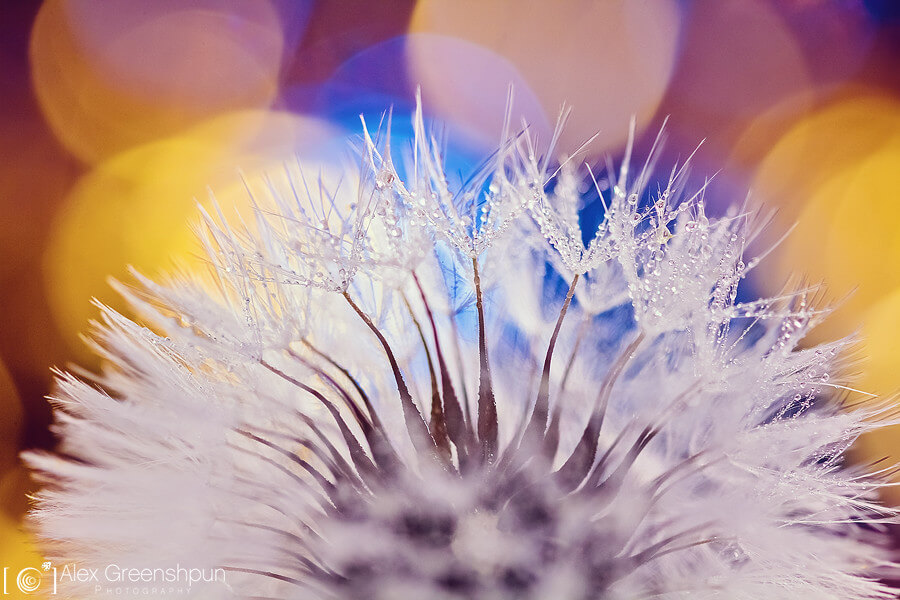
[2,0,900,586]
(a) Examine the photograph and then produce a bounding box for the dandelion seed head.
[25,97,899,600]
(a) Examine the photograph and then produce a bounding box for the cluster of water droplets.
[530,159,617,275]
[24,97,900,600]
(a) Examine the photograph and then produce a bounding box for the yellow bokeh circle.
[43,110,342,352]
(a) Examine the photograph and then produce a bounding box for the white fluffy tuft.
[25,98,899,599]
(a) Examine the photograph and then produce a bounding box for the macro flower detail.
[25,100,899,600]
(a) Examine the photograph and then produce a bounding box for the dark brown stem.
[260,359,378,478]
[530,274,580,458]
[472,256,498,462]
[245,422,362,489]
[559,313,592,392]
[402,292,452,462]
[412,272,472,463]
[596,331,645,421]
[287,347,370,432]
[287,346,399,474]
[555,331,645,490]
[449,311,473,426]
[300,339,380,427]
[342,291,435,455]
[235,429,335,496]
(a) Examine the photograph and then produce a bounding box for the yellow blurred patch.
[42,110,341,355]
[852,288,900,504]
[751,93,900,503]
[0,514,43,599]
[752,92,900,342]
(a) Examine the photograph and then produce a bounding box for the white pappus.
[25,99,900,600]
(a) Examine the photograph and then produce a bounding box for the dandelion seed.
[25,102,899,600]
